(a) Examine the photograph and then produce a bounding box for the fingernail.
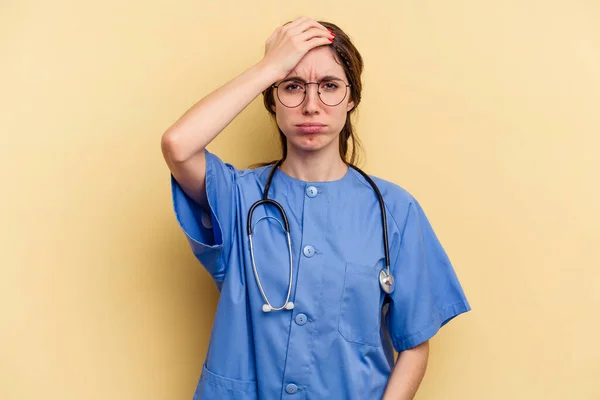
[328,38,334,42]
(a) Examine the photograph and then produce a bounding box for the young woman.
[161,16,470,400]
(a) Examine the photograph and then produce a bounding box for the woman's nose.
[302,83,321,113]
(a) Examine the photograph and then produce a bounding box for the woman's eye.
[285,84,302,91]
[323,82,339,90]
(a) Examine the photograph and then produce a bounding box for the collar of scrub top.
[247,160,395,313]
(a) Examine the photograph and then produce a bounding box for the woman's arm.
[382,340,430,400]
[160,17,334,210]
[161,61,277,209]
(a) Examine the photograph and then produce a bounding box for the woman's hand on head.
[260,17,335,82]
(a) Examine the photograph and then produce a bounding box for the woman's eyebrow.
[282,75,343,82]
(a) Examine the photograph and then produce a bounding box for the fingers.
[267,17,307,44]
[303,36,335,52]
[284,17,329,38]
[282,16,310,31]
[298,27,334,43]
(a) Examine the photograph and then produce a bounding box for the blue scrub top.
[171,150,470,400]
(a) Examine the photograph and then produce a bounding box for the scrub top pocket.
[194,364,257,400]
[338,262,383,347]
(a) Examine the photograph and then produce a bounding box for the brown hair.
[256,21,364,168]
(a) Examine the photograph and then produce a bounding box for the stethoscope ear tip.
[261,302,294,312]
[262,304,273,312]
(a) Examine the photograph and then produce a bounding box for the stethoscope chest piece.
[379,269,395,294]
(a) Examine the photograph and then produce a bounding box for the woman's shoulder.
[348,168,423,232]
[239,163,274,184]
[349,168,416,207]
[206,150,273,182]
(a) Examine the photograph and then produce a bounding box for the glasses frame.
[271,79,352,108]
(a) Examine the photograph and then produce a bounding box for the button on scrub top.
[170,150,471,399]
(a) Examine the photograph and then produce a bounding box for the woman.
[161,16,470,400]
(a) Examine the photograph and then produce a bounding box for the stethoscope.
[247,160,394,313]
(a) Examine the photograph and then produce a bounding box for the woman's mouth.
[296,124,326,133]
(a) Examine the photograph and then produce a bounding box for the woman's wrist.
[252,60,285,87]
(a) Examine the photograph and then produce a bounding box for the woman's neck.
[279,144,348,182]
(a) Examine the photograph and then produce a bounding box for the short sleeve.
[171,149,239,288]
[386,197,471,352]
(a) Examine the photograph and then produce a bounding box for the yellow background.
[1,0,599,399]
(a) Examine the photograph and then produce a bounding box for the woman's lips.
[296,125,325,133]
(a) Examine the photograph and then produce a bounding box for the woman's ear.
[269,87,277,113]
[347,100,355,112]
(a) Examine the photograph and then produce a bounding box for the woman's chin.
[289,135,332,152]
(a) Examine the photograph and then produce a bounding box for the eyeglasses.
[272,78,351,108]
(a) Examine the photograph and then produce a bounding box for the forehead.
[285,46,346,80]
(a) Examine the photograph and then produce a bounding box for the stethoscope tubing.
[247,160,393,312]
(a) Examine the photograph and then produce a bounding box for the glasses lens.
[318,79,347,106]
[277,79,348,107]
[277,80,305,107]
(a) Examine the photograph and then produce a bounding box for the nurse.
[161,17,470,400]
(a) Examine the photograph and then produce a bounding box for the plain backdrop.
[1,1,599,399]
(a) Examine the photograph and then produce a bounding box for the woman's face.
[271,46,355,155]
